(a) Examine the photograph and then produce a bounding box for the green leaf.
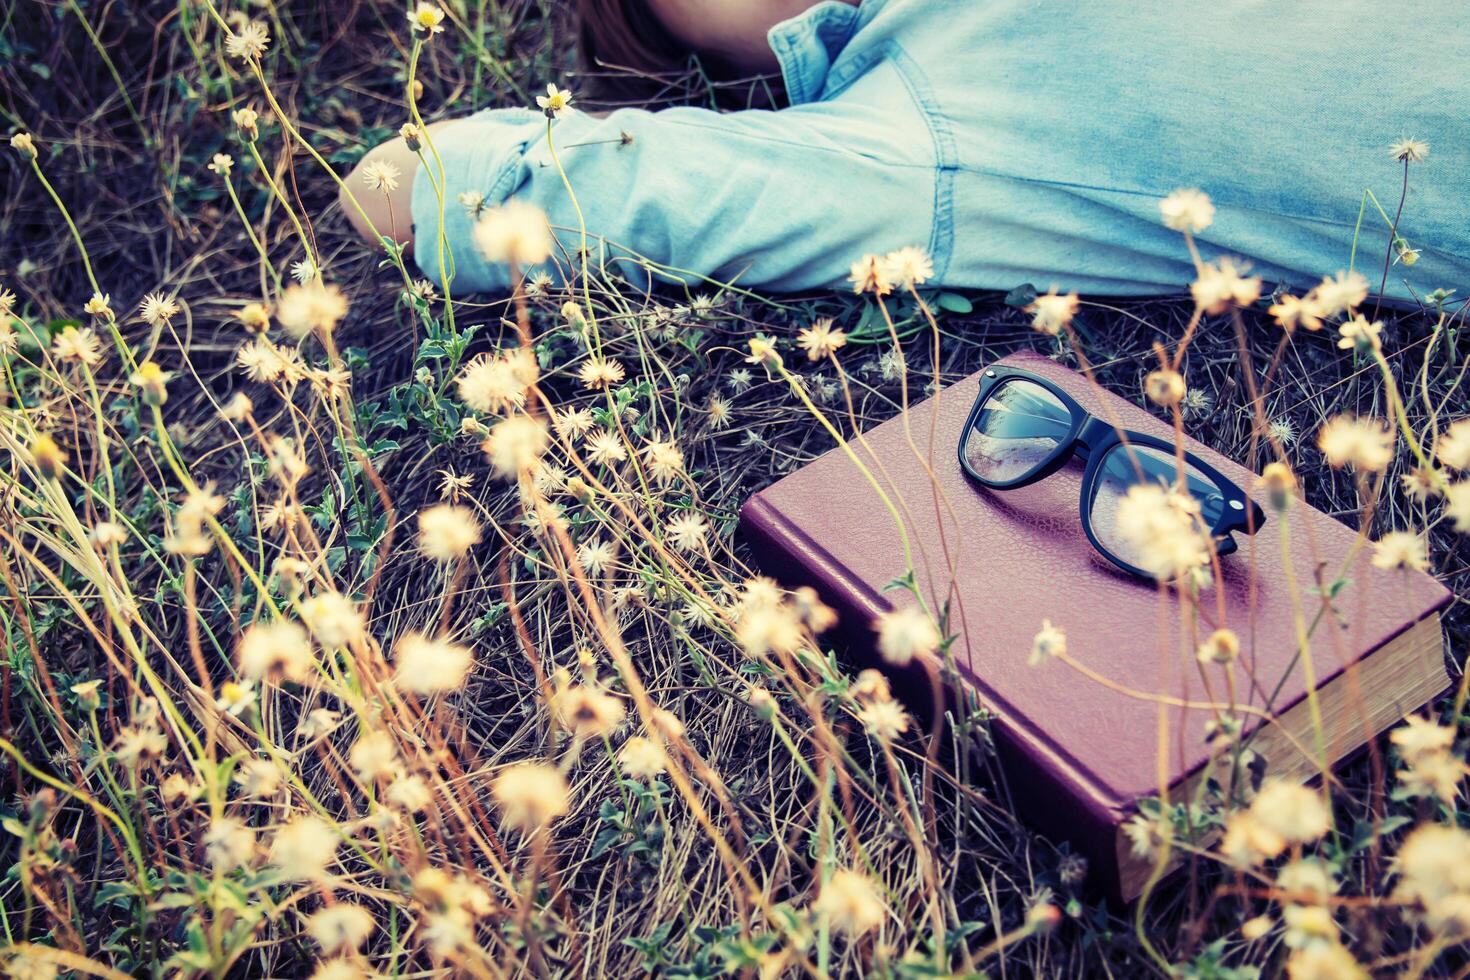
[936,291,973,314]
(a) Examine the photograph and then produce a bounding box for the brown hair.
[576,0,690,102]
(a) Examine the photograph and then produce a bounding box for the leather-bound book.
[739,351,1450,901]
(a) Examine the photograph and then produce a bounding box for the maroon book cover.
[739,351,1450,900]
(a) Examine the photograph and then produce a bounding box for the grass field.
[1,2,1468,977]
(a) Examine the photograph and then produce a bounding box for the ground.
[1,1,1467,977]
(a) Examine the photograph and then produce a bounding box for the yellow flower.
[10,132,36,159]
[28,434,67,481]
[535,83,574,119]
[745,336,782,368]
[408,2,446,37]
[130,361,170,406]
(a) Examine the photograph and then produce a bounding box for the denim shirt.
[413,0,1470,302]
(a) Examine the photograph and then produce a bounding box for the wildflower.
[552,680,626,737]
[858,699,909,741]
[553,407,596,441]
[220,392,254,424]
[473,200,553,266]
[399,122,423,150]
[884,246,933,287]
[276,280,349,338]
[28,434,67,480]
[88,522,127,550]
[1220,810,1285,866]
[1391,824,1470,933]
[745,335,781,368]
[849,254,893,295]
[290,259,316,284]
[169,485,225,556]
[1159,188,1214,233]
[1445,481,1470,532]
[586,429,628,465]
[1268,293,1325,332]
[393,633,475,694]
[492,762,571,831]
[666,512,708,552]
[1241,915,1273,941]
[1337,314,1382,352]
[1027,287,1080,336]
[359,160,400,193]
[1317,415,1392,472]
[0,320,16,356]
[10,132,36,159]
[236,758,283,798]
[1196,627,1240,665]
[416,504,482,561]
[83,292,112,318]
[1372,531,1428,572]
[308,905,374,955]
[457,189,486,219]
[788,587,837,634]
[536,82,574,119]
[1282,903,1339,949]
[727,367,753,392]
[618,736,667,778]
[456,348,537,413]
[1145,368,1186,408]
[1268,418,1298,446]
[649,708,686,740]
[409,2,446,38]
[299,592,366,650]
[1390,138,1429,163]
[386,773,433,812]
[236,337,300,383]
[130,361,169,406]
[232,106,260,138]
[237,619,314,684]
[1124,813,1166,859]
[735,601,804,656]
[706,395,733,429]
[874,606,941,666]
[225,20,270,60]
[114,725,167,766]
[1029,619,1066,666]
[797,318,848,361]
[0,288,13,316]
[1191,257,1262,314]
[578,357,625,389]
[299,708,342,741]
[1310,271,1369,317]
[271,816,340,881]
[1250,780,1330,847]
[52,325,102,366]
[350,730,398,783]
[1397,242,1421,266]
[160,772,200,804]
[643,438,686,484]
[1398,751,1470,804]
[1435,419,1470,471]
[813,869,887,936]
[482,415,549,477]
[1258,461,1297,511]
[207,153,233,175]
[851,669,891,705]
[205,818,256,869]
[215,680,256,716]
[1285,944,1366,980]
[576,539,615,576]
[1391,715,1456,765]
[233,301,270,333]
[1115,484,1210,579]
[70,679,103,711]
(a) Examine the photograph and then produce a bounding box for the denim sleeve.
[410,104,935,294]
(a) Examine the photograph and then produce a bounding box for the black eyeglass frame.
[957,365,1266,579]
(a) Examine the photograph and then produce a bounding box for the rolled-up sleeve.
[410,103,935,294]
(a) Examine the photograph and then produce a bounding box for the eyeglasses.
[957,365,1265,579]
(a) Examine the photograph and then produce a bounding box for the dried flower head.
[237,619,314,684]
[1317,415,1392,472]
[270,816,340,881]
[225,20,271,61]
[482,415,549,477]
[618,736,667,778]
[308,905,374,955]
[52,325,102,366]
[797,318,848,361]
[416,504,482,561]
[578,358,626,389]
[394,633,475,694]
[276,280,349,338]
[884,246,933,288]
[858,699,909,741]
[874,606,941,666]
[848,255,893,296]
[813,869,887,936]
[491,762,571,831]
[1389,138,1429,163]
[1159,188,1214,233]
[359,160,401,193]
[1030,619,1066,666]
[1145,369,1187,408]
[1027,288,1080,336]
[1191,257,1262,314]
[1197,627,1240,665]
[474,200,553,267]
[1372,531,1428,572]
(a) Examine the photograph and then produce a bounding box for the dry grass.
[1,2,1467,977]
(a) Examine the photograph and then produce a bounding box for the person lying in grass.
[345,0,1470,304]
